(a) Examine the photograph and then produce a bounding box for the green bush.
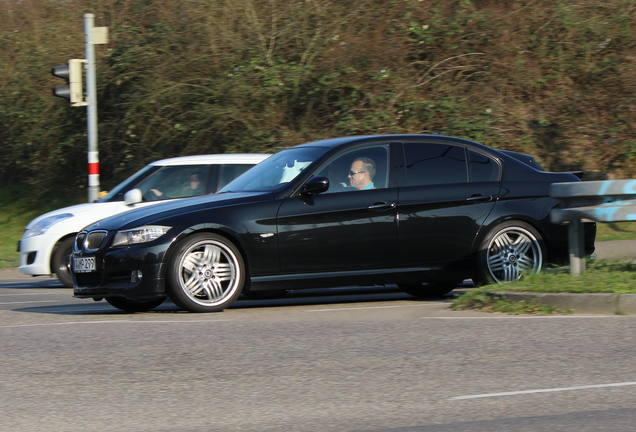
[2,0,636,194]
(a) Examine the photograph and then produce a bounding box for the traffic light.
[52,59,85,105]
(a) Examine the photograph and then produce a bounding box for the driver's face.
[190,175,200,190]
[348,160,368,190]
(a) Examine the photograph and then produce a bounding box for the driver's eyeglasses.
[349,171,366,176]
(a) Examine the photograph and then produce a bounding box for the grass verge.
[596,222,636,242]
[487,261,636,294]
[0,186,84,269]
[452,261,636,314]
[451,290,566,315]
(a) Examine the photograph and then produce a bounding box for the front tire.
[52,237,75,287]
[167,233,246,312]
[106,297,166,312]
[476,220,545,285]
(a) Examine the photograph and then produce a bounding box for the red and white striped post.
[88,150,100,200]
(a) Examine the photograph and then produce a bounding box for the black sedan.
[71,135,596,312]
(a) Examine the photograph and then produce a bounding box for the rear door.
[397,141,502,266]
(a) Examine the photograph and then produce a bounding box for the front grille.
[75,230,108,252]
[85,231,108,252]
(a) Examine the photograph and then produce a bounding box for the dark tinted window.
[403,143,467,186]
[468,151,500,182]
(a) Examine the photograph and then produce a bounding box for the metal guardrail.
[551,180,636,275]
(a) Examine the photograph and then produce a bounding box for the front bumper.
[18,234,57,276]
[73,269,167,300]
[72,241,171,300]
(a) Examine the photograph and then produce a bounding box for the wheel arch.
[474,214,552,258]
[161,227,251,282]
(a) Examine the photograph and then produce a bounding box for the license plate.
[73,257,96,273]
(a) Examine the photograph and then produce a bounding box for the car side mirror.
[301,176,329,195]
[124,188,143,205]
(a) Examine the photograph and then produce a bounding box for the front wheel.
[52,237,75,287]
[106,297,166,312]
[476,221,546,285]
[167,233,246,312]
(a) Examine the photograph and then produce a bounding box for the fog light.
[131,270,143,283]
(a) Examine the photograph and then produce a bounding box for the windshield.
[219,147,326,193]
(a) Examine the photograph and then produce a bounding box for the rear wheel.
[52,237,75,287]
[476,220,545,285]
[106,297,166,312]
[167,233,245,312]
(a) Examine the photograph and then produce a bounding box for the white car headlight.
[25,213,74,238]
[111,225,172,248]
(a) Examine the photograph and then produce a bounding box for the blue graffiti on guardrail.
[595,180,636,222]
[597,179,636,195]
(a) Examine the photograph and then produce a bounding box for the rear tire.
[167,233,246,312]
[476,220,545,285]
[52,237,75,287]
[106,297,166,312]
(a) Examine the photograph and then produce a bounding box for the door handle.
[466,194,493,202]
[368,202,397,210]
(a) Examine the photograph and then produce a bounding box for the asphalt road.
[1,275,636,432]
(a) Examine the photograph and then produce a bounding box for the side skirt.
[249,266,442,291]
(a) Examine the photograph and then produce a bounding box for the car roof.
[150,154,270,166]
[293,134,495,150]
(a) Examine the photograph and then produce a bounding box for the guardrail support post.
[568,219,586,276]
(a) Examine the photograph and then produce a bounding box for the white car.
[18,153,269,286]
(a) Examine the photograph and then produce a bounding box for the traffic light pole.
[51,14,107,202]
[84,13,100,203]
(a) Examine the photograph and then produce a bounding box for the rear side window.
[403,143,467,186]
[468,150,500,182]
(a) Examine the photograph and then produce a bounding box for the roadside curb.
[490,291,636,315]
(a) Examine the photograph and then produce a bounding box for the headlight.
[111,225,172,248]
[24,214,74,238]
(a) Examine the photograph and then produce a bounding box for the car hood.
[82,192,271,231]
[26,201,127,229]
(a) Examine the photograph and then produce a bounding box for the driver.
[348,157,376,190]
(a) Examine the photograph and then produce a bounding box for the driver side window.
[317,145,390,193]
